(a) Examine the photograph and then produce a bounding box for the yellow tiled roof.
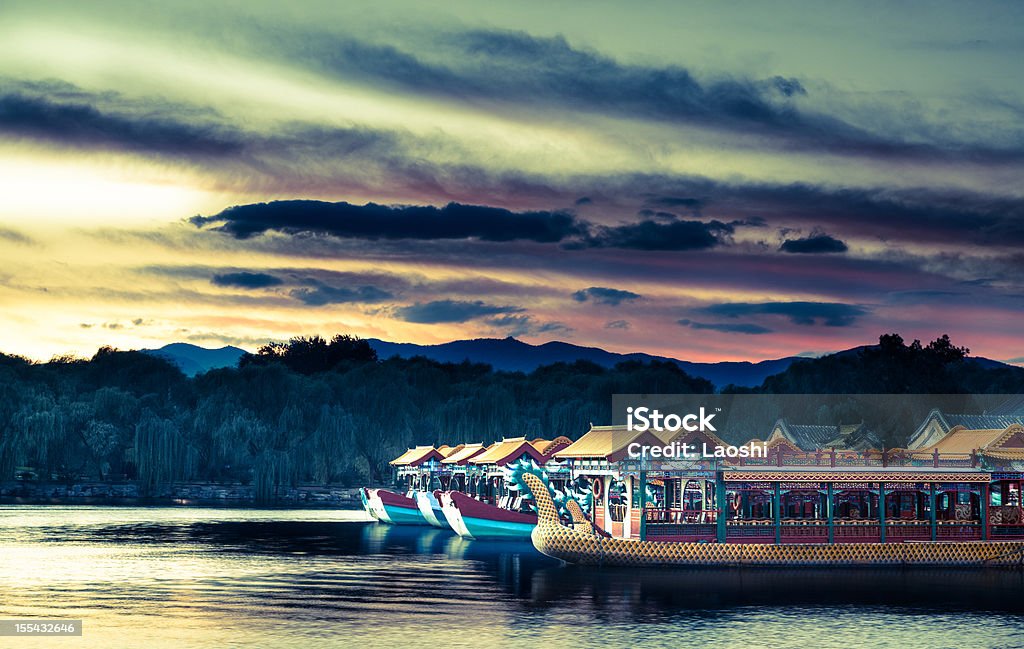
[983,448,1024,460]
[910,427,1005,458]
[554,425,674,459]
[441,443,486,464]
[534,435,573,456]
[439,443,464,458]
[469,437,543,465]
[389,445,440,466]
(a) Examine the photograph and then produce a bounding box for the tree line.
[0,333,1020,494]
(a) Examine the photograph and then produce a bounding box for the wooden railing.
[733,448,979,468]
[723,519,983,542]
[646,522,717,540]
[645,508,719,524]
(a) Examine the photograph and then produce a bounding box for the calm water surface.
[1,506,1023,648]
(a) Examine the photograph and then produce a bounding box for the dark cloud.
[0,91,242,156]
[281,29,1024,162]
[297,32,809,139]
[485,314,572,337]
[395,299,523,324]
[620,178,1024,250]
[211,271,284,289]
[779,233,849,254]
[536,321,572,334]
[290,280,393,306]
[580,219,734,251]
[572,286,641,305]
[185,174,1024,255]
[751,185,1024,248]
[605,319,631,330]
[702,301,869,327]
[191,200,584,242]
[678,319,773,334]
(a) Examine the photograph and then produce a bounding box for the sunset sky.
[1,1,1023,363]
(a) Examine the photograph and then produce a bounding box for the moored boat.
[517,420,1024,567]
[360,487,379,520]
[371,445,452,526]
[440,489,537,540]
[521,472,1024,567]
[439,436,573,539]
[369,436,574,535]
[366,488,426,525]
[414,490,448,528]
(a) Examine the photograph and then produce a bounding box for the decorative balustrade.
[645,508,719,524]
[732,449,977,468]
[720,518,983,542]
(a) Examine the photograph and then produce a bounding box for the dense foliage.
[0,333,1020,494]
[0,337,712,492]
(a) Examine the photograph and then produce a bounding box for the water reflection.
[1,506,1023,649]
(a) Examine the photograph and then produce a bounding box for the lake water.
[1,506,1023,648]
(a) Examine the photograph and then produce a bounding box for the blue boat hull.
[460,515,535,540]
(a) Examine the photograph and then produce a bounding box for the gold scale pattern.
[521,473,1024,568]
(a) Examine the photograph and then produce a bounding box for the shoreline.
[0,481,378,509]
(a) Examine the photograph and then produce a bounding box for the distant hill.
[139,337,1015,386]
[142,343,246,376]
[367,337,801,388]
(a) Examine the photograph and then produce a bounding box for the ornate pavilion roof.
[389,445,446,466]
[909,423,1024,460]
[533,436,573,456]
[468,436,547,466]
[440,443,487,465]
[554,425,675,461]
[908,408,1024,449]
[769,419,882,452]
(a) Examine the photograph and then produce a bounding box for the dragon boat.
[515,421,1024,567]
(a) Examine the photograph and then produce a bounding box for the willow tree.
[134,411,188,496]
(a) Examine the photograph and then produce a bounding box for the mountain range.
[366,337,804,387]
[142,337,1013,387]
[140,338,805,386]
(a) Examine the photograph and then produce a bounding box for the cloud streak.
[394,299,524,324]
[779,233,849,254]
[191,200,584,242]
[572,286,641,305]
[211,271,283,288]
[702,301,870,327]
[0,89,243,157]
[678,319,773,335]
[277,28,1024,163]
